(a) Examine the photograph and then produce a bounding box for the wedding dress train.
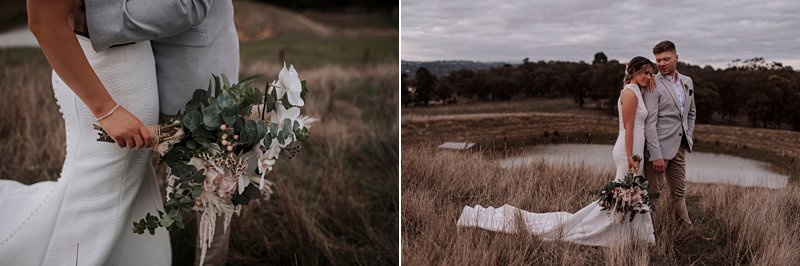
[0,36,171,265]
[457,84,655,247]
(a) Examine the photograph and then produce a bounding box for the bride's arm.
[27,0,151,149]
[620,89,638,170]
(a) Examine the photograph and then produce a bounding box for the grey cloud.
[402,0,800,68]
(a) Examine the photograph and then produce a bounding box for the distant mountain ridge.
[402,60,514,78]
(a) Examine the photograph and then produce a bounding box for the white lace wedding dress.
[457,84,655,247]
[0,36,171,265]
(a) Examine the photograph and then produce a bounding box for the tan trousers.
[645,144,692,226]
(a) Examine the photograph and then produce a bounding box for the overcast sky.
[402,0,800,69]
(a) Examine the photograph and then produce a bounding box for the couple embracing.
[0,0,237,265]
[457,40,713,246]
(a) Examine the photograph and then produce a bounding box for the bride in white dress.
[457,56,657,247]
[0,1,170,265]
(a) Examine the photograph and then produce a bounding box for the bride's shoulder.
[623,83,640,90]
[621,84,640,94]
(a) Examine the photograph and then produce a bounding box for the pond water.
[499,144,788,189]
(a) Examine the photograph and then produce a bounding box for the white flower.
[268,102,300,126]
[250,142,277,191]
[277,62,304,107]
[257,156,277,190]
[237,174,249,196]
[265,138,282,158]
[266,104,301,147]
[269,80,281,98]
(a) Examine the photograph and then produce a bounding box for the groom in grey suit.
[643,40,710,240]
[83,0,239,264]
[85,0,240,116]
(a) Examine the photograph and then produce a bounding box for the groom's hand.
[652,159,666,173]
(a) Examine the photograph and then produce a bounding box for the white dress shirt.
[665,73,685,114]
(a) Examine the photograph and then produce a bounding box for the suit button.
[679,133,683,136]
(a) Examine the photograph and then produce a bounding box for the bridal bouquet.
[593,155,653,223]
[94,63,315,265]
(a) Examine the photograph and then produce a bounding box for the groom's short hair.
[653,40,676,54]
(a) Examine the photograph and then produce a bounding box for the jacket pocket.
[155,27,208,47]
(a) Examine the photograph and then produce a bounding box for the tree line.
[402,53,800,131]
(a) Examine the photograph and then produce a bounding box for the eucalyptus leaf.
[179,196,192,204]
[281,95,292,109]
[277,119,294,145]
[190,168,205,183]
[160,215,174,228]
[203,105,222,129]
[192,126,214,139]
[161,148,185,168]
[242,120,258,143]
[170,163,195,178]
[256,120,268,140]
[213,75,222,97]
[221,73,231,89]
[266,88,277,113]
[218,90,236,110]
[175,218,186,229]
[295,127,309,141]
[241,88,261,109]
[192,89,208,101]
[234,117,245,136]
[284,118,296,132]
[182,110,202,131]
[221,108,237,126]
[185,100,204,112]
[206,78,213,96]
[268,122,279,139]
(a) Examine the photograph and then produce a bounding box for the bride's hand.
[646,77,656,92]
[98,105,151,149]
[627,157,636,172]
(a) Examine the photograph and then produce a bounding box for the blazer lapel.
[660,74,682,116]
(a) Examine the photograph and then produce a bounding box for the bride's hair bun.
[623,56,654,84]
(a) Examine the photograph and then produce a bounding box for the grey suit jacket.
[85,0,240,115]
[642,72,696,161]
